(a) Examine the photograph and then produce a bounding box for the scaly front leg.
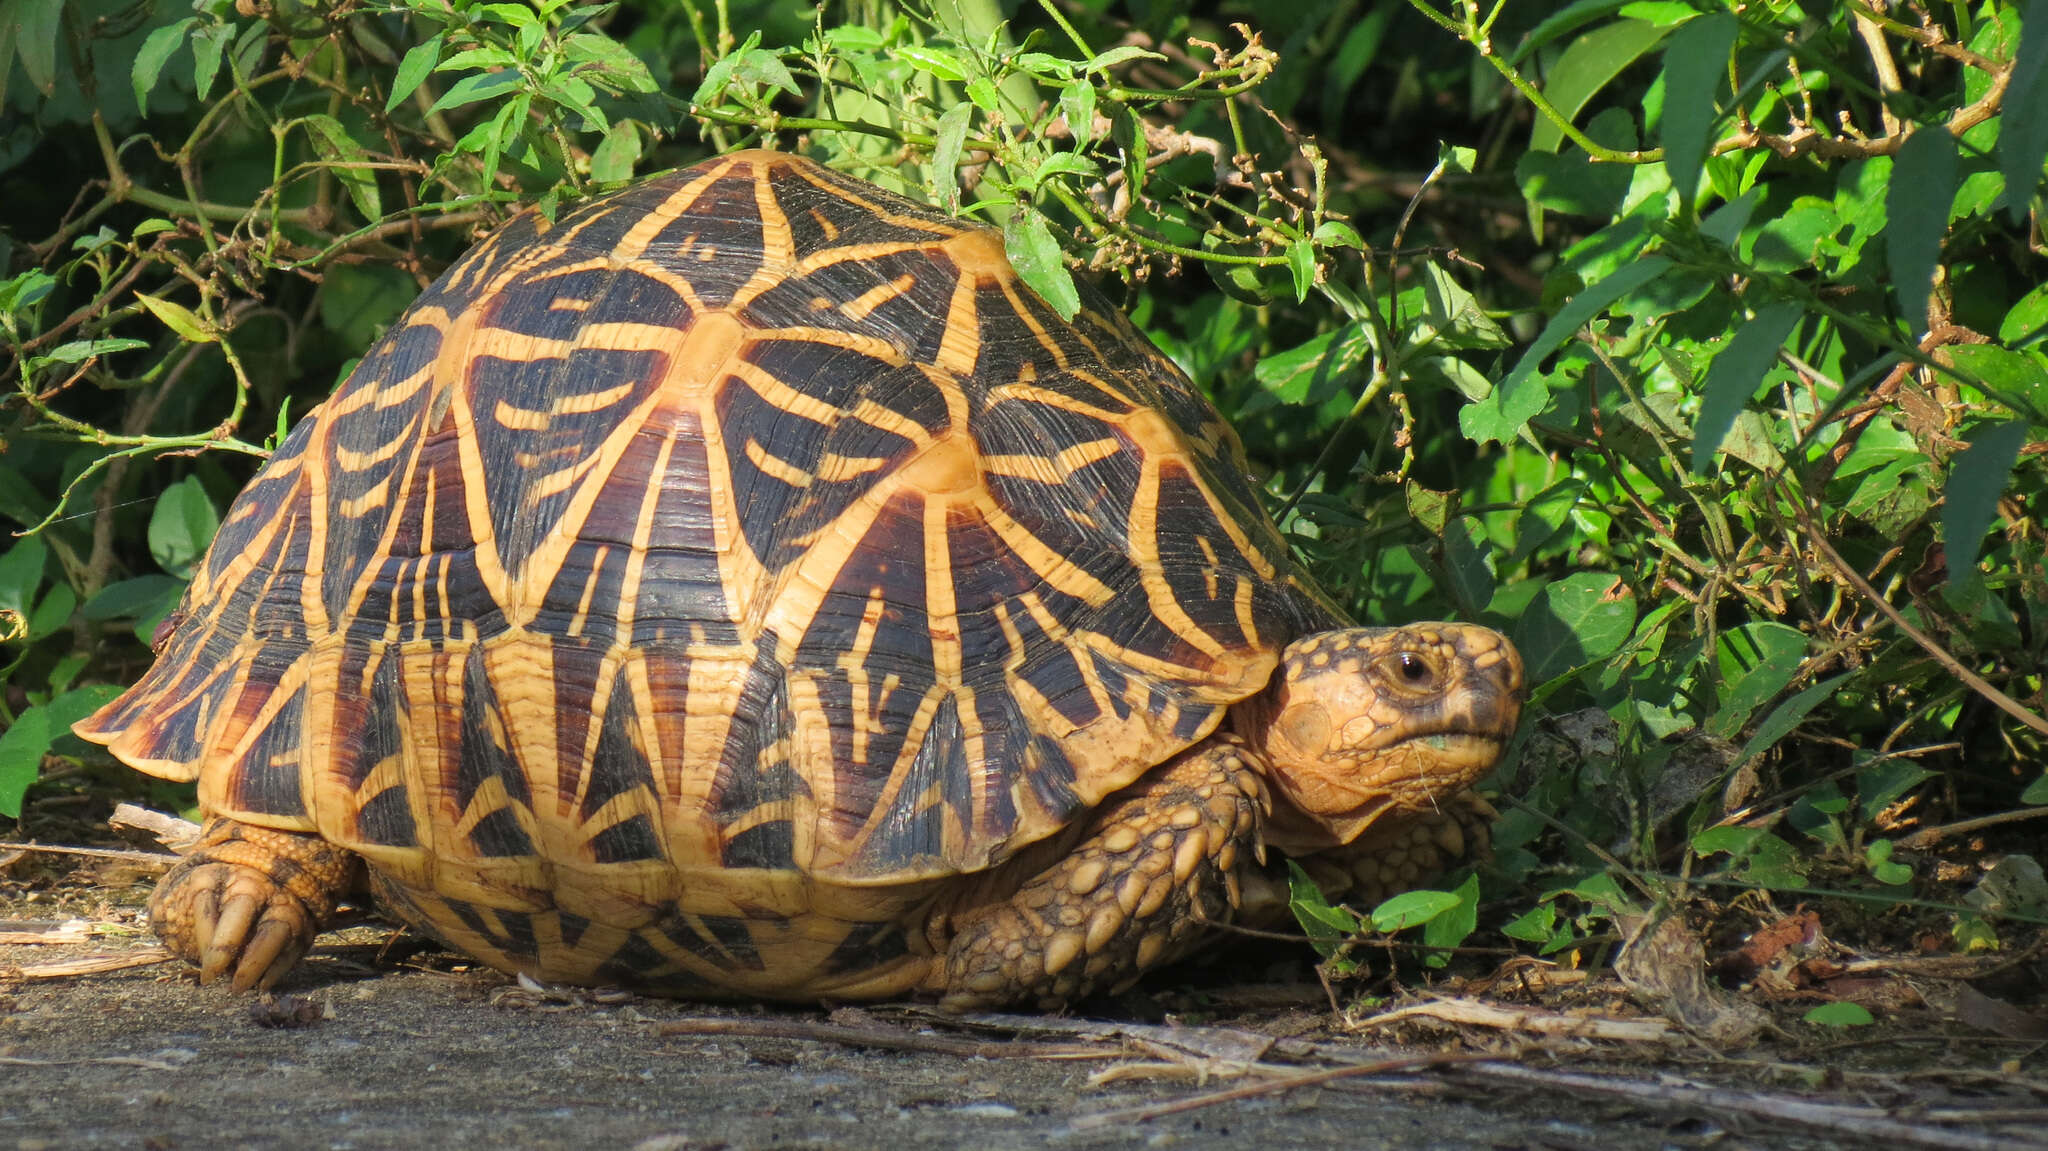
[938,736,1268,1011]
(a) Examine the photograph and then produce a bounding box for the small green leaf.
[134,293,216,343]
[12,0,65,96]
[2023,774,2048,805]
[1529,18,1673,154]
[0,705,50,818]
[1694,302,1799,473]
[79,574,186,624]
[1887,127,1958,338]
[1312,220,1363,249]
[1058,81,1095,145]
[1473,257,1673,447]
[1732,673,1853,772]
[1501,902,1558,943]
[1002,206,1080,321]
[192,22,235,104]
[563,33,658,94]
[27,581,73,639]
[0,535,48,621]
[1084,46,1166,73]
[931,103,973,210]
[591,121,641,184]
[437,46,520,73]
[1659,13,1736,204]
[1943,422,2027,587]
[1370,889,1464,932]
[1286,241,1314,303]
[28,337,150,370]
[133,18,198,116]
[302,115,382,222]
[1286,860,1361,958]
[1803,1002,1874,1027]
[2000,0,2048,224]
[895,45,968,82]
[1512,572,1638,682]
[387,33,444,111]
[427,68,524,115]
[964,76,1000,113]
[148,476,220,581]
[1421,874,1481,964]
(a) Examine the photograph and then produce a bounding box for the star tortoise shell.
[79,150,1522,1003]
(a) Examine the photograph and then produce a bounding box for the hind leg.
[151,817,361,990]
[937,737,1268,1011]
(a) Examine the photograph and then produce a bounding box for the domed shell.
[76,151,1333,902]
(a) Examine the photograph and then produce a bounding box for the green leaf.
[590,121,641,184]
[387,33,443,111]
[27,337,150,370]
[1512,572,1639,682]
[895,45,968,83]
[1501,902,1558,943]
[1253,323,1371,405]
[1313,220,1363,249]
[79,574,186,622]
[1470,257,1673,447]
[1530,19,1673,154]
[1712,621,1809,738]
[2000,0,2048,224]
[1420,874,1481,963]
[1002,206,1080,321]
[133,18,198,116]
[563,33,658,94]
[192,22,235,104]
[1858,758,1936,823]
[148,476,220,581]
[931,103,973,210]
[2023,774,2048,805]
[427,68,524,115]
[1286,860,1361,958]
[12,0,64,96]
[1085,46,1165,72]
[134,293,216,343]
[1803,1002,1874,1027]
[1286,241,1314,303]
[27,581,73,639]
[0,705,50,818]
[1942,421,2027,587]
[302,115,382,222]
[1887,127,1958,338]
[1369,888,1463,932]
[1732,673,1853,773]
[1998,281,2048,350]
[1058,81,1095,146]
[1659,13,1736,203]
[0,534,47,621]
[438,46,522,73]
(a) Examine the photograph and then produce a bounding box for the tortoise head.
[1233,623,1525,852]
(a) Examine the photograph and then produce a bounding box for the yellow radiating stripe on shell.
[743,438,815,488]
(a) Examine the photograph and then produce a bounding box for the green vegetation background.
[2,0,2044,971]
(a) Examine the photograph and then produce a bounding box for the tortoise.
[77,150,1524,1009]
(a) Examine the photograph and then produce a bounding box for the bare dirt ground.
[4,905,2043,1151]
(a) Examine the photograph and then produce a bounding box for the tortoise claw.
[149,818,358,991]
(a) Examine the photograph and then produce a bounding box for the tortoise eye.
[1390,651,1434,685]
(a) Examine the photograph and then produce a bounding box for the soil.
[2,916,2040,1151]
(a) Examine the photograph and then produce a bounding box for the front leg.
[938,737,1268,1011]
[151,817,362,990]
